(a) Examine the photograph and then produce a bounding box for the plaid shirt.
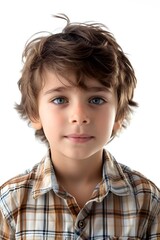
[0,149,160,239]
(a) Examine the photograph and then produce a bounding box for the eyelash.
[89,97,106,105]
[51,97,68,105]
[51,96,106,105]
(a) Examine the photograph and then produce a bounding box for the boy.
[0,14,160,239]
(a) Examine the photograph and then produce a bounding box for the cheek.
[40,114,63,144]
[41,109,65,132]
[97,110,116,134]
[97,118,114,134]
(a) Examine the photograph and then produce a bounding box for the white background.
[0,0,160,187]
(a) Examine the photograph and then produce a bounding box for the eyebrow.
[86,86,111,92]
[44,86,111,95]
[44,87,69,95]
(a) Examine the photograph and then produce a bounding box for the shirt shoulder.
[0,161,40,231]
[0,151,55,211]
[0,152,55,234]
[118,161,160,216]
[106,151,160,196]
[0,161,40,218]
[0,150,54,196]
[120,162,160,197]
[0,161,39,195]
[105,151,160,211]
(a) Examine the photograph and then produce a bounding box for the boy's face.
[33,70,120,161]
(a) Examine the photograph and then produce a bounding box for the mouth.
[64,134,94,143]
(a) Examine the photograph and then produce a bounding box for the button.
[78,220,85,229]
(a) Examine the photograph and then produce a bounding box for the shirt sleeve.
[146,197,160,239]
[147,206,160,240]
[0,208,15,240]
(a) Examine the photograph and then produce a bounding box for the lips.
[64,134,94,143]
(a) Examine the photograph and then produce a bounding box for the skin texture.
[32,69,121,207]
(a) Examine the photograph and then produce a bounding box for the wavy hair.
[15,14,138,144]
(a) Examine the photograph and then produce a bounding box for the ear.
[30,119,42,130]
[113,120,122,134]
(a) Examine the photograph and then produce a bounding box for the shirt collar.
[32,149,132,199]
[102,150,132,196]
[32,151,59,199]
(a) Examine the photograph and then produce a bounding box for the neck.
[50,149,103,185]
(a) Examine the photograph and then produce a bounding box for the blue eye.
[89,97,105,105]
[52,97,68,105]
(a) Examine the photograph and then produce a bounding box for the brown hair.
[15,14,138,144]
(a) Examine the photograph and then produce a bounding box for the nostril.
[71,119,89,125]
[83,120,87,123]
[69,114,90,125]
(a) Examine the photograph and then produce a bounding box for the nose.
[69,104,90,125]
